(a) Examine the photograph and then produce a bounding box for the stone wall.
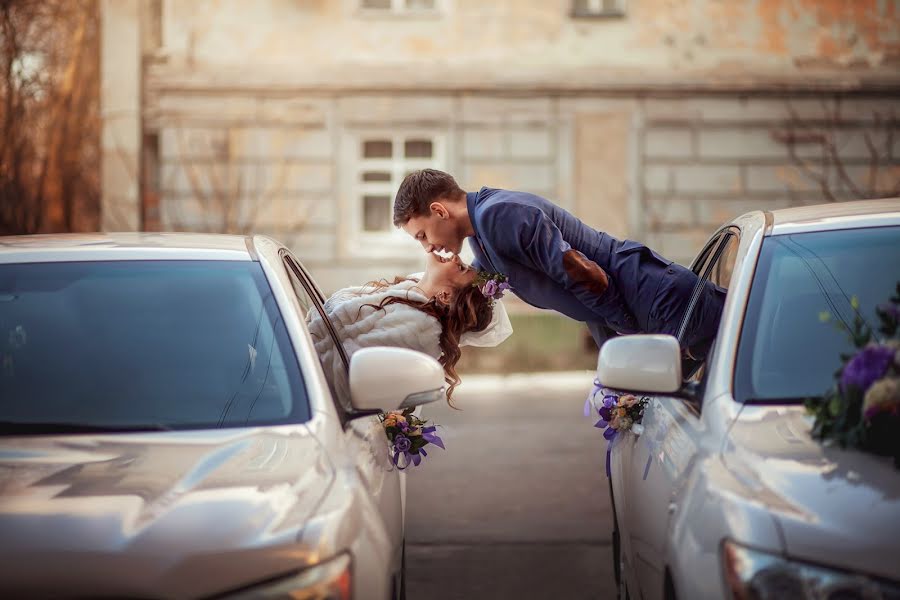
[156,0,900,79]
[146,90,899,291]
[639,96,900,263]
[99,1,900,292]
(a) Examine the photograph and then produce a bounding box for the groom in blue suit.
[393,169,725,360]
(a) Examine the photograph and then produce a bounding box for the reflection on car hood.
[0,426,335,598]
[723,404,900,582]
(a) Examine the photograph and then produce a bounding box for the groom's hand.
[562,250,609,297]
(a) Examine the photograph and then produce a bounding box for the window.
[735,226,900,403]
[680,232,737,385]
[346,131,444,256]
[711,235,739,290]
[283,255,352,414]
[571,0,626,18]
[360,0,437,14]
[0,261,309,431]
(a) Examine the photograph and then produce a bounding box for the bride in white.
[307,252,512,406]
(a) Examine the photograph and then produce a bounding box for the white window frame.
[342,130,446,259]
[571,0,626,18]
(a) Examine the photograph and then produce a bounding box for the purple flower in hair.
[840,345,895,394]
[473,270,510,301]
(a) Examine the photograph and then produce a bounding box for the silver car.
[0,233,444,599]
[598,199,900,600]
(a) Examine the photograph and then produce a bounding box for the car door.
[613,230,739,600]
[280,253,404,550]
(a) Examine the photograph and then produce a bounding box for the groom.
[392,169,725,361]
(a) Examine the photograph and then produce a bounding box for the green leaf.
[828,396,842,417]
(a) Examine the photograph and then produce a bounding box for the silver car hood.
[722,404,900,581]
[0,425,335,598]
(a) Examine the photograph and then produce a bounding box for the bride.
[307,252,512,406]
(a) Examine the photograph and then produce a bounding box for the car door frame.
[279,250,405,564]
[281,251,353,422]
[613,228,740,600]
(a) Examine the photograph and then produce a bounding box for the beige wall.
[99,0,900,293]
[156,0,899,78]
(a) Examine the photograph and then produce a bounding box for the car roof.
[0,232,257,263]
[767,197,900,235]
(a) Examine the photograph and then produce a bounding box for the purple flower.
[394,435,412,453]
[864,405,882,420]
[599,405,613,422]
[602,395,617,408]
[878,303,900,320]
[482,279,498,298]
[840,345,896,394]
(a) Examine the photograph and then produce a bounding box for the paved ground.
[405,372,616,600]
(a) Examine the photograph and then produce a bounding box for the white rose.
[863,377,900,415]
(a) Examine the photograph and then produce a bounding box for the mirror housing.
[349,347,445,413]
[597,334,683,395]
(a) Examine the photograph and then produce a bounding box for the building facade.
[101,0,900,292]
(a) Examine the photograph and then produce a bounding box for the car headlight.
[722,541,900,600]
[222,553,351,600]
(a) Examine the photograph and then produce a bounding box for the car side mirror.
[597,334,683,395]
[348,347,445,414]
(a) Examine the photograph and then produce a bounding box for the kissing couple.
[308,169,726,405]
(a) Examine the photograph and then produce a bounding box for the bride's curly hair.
[361,277,493,406]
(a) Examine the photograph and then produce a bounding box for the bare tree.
[0,0,100,235]
[775,97,899,202]
[160,125,313,240]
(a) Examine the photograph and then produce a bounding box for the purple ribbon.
[584,378,603,416]
[421,426,445,449]
[390,426,445,470]
[602,427,619,478]
[585,378,622,478]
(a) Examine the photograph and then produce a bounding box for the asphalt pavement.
[405,372,616,600]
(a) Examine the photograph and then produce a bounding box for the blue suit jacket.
[466,187,712,348]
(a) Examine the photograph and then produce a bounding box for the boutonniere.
[585,379,650,477]
[380,408,445,470]
[474,270,511,302]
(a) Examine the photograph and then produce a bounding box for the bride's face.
[424,252,477,291]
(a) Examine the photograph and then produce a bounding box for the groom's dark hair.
[393,169,465,227]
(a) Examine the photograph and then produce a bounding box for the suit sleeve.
[483,202,637,333]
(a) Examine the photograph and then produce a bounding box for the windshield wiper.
[0,421,173,435]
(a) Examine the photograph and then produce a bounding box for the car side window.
[284,266,317,318]
[281,254,352,415]
[711,234,739,290]
[691,232,724,277]
[681,232,739,385]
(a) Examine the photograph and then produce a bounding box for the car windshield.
[0,260,309,432]
[735,225,900,403]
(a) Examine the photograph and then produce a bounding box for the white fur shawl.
[306,279,443,397]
